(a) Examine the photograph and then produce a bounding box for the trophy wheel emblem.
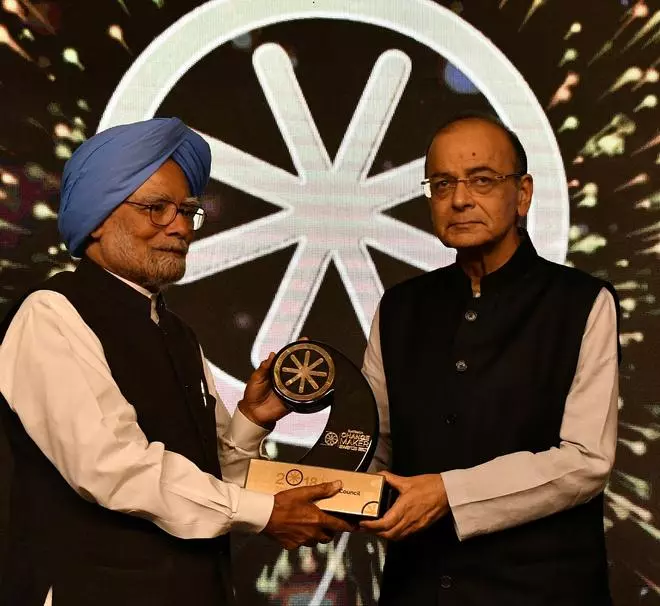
[324,431,339,447]
[272,341,336,411]
[285,469,304,486]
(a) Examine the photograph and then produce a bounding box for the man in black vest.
[361,113,620,605]
[0,118,352,606]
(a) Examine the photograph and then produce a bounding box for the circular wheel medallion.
[273,342,336,403]
[324,431,339,447]
[285,469,304,486]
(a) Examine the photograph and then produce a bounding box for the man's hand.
[238,353,289,428]
[360,471,449,541]
[263,481,355,550]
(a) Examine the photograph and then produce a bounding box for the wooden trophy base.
[245,459,388,520]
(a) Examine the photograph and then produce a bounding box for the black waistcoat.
[0,259,232,606]
[378,236,619,606]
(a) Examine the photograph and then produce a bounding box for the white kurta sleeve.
[362,304,392,474]
[0,290,274,539]
[202,351,271,510]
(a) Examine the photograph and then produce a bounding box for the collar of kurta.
[451,228,539,297]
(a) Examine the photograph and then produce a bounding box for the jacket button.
[465,310,477,321]
[455,360,467,372]
[440,574,452,589]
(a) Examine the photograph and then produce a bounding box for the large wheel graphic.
[98,0,569,448]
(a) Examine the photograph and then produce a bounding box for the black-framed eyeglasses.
[421,172,524,199]
[125,199,206,231]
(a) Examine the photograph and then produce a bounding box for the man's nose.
[451,180,474,209]
[164,208,193,239]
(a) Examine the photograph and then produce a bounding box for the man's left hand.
[360,471,449,541]
[238,353,289,429]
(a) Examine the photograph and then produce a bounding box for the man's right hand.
[263,481,355,550]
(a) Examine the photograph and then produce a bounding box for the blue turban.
[58,117,211,257]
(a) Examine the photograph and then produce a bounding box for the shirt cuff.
[232,488,275,534]
[441,469,479,541]
[228,408,272,454]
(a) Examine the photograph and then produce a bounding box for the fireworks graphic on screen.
[0,1,658,604]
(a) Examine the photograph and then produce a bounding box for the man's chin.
[146,261,186,289]
[441,231,491,250]
[164,265,186,285]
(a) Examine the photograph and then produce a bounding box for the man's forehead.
[434,118,509,146]
[136,159,191,195]
[428,120,516,165]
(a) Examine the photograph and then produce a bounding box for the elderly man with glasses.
[360,112,621,605]
[0,118,352,606]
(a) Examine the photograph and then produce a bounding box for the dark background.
[0,0,658,603]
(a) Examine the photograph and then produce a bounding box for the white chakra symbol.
[184,43,450,367]
[98,0,569,447]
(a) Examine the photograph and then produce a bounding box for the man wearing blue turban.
[59,117,213,258]
[0,118,350,606]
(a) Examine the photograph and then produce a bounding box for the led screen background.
[0,0,658,604]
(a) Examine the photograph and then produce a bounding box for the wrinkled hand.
[263,481,355,550]
[238,353,289,429]
[360,471,449,541]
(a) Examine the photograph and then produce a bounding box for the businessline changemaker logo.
[99,0,569,449]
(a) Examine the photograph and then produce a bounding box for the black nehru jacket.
[377,234,619,606]
[0,259,232,606]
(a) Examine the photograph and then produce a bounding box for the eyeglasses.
[421,173,524,199]
[125,199,206,231]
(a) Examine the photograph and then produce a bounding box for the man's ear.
[516,174,533,219]
[89,214,110,240]
[86,218,108,253]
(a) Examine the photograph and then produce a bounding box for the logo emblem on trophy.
[272,342,336,411]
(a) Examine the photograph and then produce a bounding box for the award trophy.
[244,340,389,520]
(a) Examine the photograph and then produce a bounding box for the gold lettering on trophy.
[338,429,371,453]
